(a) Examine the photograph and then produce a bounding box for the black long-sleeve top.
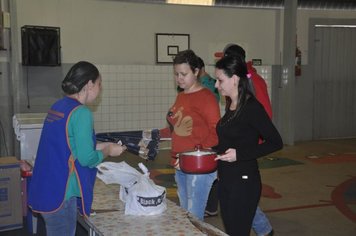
[215,97,283,184]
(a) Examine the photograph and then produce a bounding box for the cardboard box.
[0,157,23,231]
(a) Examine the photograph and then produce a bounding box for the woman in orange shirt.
[163,50,221,220]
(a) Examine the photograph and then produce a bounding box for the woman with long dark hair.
[214,56,283,235]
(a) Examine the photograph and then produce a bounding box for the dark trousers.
[205,179,219,213]
[218,173,261,236]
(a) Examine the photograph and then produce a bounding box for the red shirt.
[161,88,220,164]
[247,61,273,119]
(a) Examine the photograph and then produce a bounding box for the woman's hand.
[108,143,127,157]
[99,142,127,158]
[96,142,111,151]
[173,158,181,170]
[214,148,237,162]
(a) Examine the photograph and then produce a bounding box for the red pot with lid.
[177,145,217,174]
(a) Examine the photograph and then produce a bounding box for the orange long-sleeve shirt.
[162,88,220,161]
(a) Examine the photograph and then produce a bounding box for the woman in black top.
[214,56,283,236]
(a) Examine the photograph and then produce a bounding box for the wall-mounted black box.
[21,25,61,66]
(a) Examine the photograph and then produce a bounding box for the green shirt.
[201,74,220,102]
[65,106,104,200]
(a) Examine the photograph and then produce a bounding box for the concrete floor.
[3,138,356,235]
[204,138,356,236]
[113,138,356,235]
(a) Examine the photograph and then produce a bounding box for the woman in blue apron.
[28,61,127,236]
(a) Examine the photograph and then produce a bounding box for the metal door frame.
[308,18,356,139]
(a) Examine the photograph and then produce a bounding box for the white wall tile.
[90,64,177,132]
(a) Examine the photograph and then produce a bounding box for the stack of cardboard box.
[0,157,22,232]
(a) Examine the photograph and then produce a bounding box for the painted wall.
[14,0,279,65]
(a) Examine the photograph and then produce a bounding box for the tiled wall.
[11,64,224,159]
[12,64,271,136]
[255,66,273,104]
[9,64,272,158]
[88,65,271,133]
[90,65,177,133]
[13,64,222,134]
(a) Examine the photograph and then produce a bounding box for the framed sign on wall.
[155,33,190,64]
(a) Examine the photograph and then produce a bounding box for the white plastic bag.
[97,161,141,187]
[97,162,167,216]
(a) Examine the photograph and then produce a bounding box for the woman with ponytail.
[213,56,283,236]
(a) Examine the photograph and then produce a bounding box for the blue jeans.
[252,206,273,235]
[175,170,217,220]
[41,197,77,236]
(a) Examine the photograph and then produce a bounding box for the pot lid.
[181,150,216,156]
[179,144,216,156]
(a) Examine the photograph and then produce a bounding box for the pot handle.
[195,144,202,151]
